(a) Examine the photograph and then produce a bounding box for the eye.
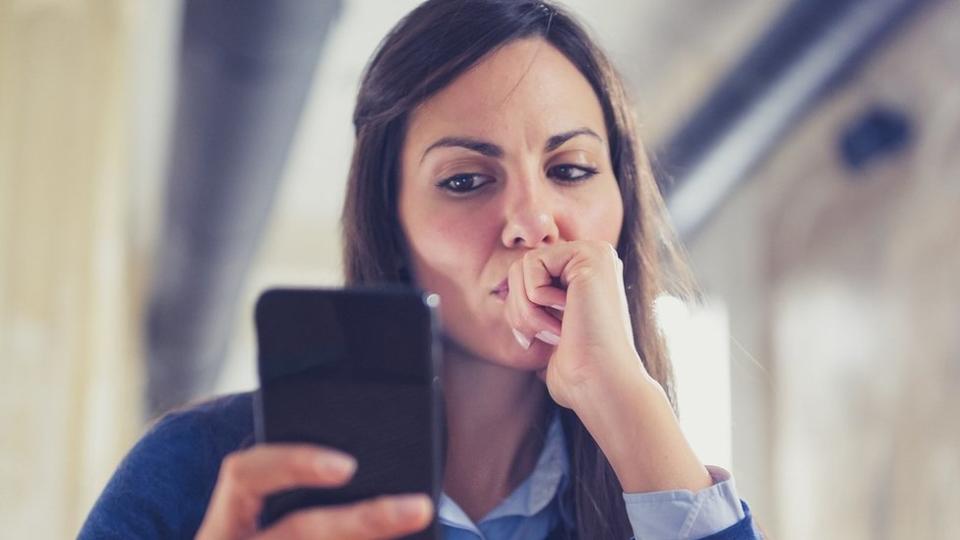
[436,173,495,195]
[548,164,598,182]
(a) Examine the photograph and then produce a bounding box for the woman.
[81,1,760,538]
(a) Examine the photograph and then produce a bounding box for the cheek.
[606,193,625,243]
[575,181,624,244]
[404,204,497,290]
[404,205,505,356]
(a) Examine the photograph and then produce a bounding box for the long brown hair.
[341,1,688,536]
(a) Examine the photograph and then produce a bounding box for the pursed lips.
[491,278,509,301]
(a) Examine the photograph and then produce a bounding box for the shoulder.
[149,391,256,451]
[78,392,256,539]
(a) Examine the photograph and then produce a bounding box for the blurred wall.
[0,1,141,537]
[688,0,960,537]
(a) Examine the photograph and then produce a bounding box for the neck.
[440,336,552,522]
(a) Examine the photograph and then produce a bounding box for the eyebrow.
[544,128,603,152]
[419,127,603,164]
[420,137,503,164]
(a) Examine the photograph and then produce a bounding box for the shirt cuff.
[621,465,746,540]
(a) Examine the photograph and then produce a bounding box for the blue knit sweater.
[79,393,761,539]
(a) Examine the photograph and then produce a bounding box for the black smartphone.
[253,287,443,539]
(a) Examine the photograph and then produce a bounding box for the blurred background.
[1,0,958,538]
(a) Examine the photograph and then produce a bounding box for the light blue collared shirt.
[437,409,745,540]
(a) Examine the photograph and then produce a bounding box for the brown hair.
[341,1,689,536]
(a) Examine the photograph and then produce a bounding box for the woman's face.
[398,38,624,371]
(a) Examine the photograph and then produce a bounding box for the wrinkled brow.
[420,137,504,164]
[420,127,602,165]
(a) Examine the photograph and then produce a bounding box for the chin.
[485,329,553,372]
[443,324,551,372]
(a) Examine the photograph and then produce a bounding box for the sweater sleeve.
[698,500,761,540]
[77,393,255,540]
[621,466,761,540]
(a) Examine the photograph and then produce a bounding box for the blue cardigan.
[79,393,761,539]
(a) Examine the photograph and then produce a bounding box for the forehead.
[405,38,606,152]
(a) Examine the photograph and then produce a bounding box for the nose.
[501,177,560,249]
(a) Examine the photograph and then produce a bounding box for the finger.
[506,259,562,345]
[258,493,434,540]
[534,241,621,285]
[521,250,568,309]
[198,445,357,539]
[507,261,534,349]
[218,444,356,501]
[543,305,564,322]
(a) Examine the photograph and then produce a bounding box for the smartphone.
[253,287,443,539]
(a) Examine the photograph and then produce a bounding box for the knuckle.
[514,322,536,337]
[512,299,533,319]
[271,507,332,538]
[298,447,331,473]
[528,287,552,305]
[239,494,263,519]
[593,242,610,259]
[286,448,310,470]
[526,285,540,304]
[360,497,397,532]
[523,308,542,326]
[522,251,537,269]
[508,319,534,340]
[516,310,540,334]
[218,453,243,483]
[278,512,315,538]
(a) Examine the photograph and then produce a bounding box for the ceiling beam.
[657,0,933,239]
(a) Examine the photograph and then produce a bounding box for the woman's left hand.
[504,240,650,408]
[505,240,713,494]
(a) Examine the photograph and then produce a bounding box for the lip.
[491,278,509,300]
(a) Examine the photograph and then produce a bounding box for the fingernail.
[512,328,531,350]
[394,494,431,521]
[550,304,565,311]
[535,330,561,346]
[319,453,356,476]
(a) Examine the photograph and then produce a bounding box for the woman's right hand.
[195,444,434,539]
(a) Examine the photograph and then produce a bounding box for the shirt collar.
[438,407,571,533]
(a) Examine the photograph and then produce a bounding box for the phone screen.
[254,287,442,539]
